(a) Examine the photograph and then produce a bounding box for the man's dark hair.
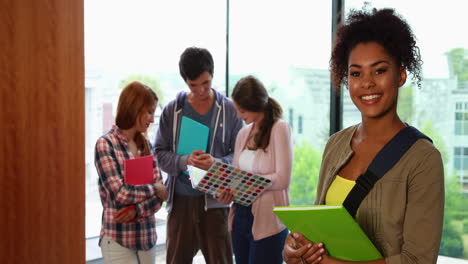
[179,47,214,81]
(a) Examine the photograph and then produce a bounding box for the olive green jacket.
[315,125,444,264]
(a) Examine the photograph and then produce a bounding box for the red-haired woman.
[94,81,167,264]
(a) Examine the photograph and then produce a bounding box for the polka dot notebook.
[191,161,272,206]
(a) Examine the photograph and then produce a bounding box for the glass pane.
[456,122,462,135]
[230,0,331,206]
[455,157,461,170]
[463,157,468,170]
[85,0,226,261]
[298,115,303,134]
[345,0,468,261]
[462,173,468,182]
[462,172,468,192]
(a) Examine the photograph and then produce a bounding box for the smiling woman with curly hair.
[282,8,444,264]
[330,8,423,90]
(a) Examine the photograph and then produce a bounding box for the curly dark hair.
[330,8,422,89]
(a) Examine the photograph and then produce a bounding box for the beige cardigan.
[315,125,444,264]
[228,120,293,240]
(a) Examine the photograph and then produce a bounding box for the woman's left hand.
[114,206,137,223]
[283,232,327,264]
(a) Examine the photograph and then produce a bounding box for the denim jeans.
[232,204,288,264]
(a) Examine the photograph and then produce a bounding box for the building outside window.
[455,102,468,135]
[289,108,294,131]
[454,147,468,191]
[298,115,303,135]
[84,0,226,261]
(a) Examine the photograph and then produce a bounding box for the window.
[85,0,226,262]
[230,0,331,206]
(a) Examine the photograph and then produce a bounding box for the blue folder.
[176,116,210,155]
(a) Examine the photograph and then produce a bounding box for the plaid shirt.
[95,125,162,250]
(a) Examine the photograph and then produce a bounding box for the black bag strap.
[342,126,432,218]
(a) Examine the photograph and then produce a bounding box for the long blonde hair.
[115,81,158,156]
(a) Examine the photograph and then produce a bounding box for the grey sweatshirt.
[154,88,243,212]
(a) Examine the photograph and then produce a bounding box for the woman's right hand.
[283,232,325,264]
[214,191,235,204]
[114,205,137,223]
[155,181,168,201]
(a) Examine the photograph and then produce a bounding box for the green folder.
[273,205,382,261]
[177,116,209,155]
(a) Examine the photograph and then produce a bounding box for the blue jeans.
[232,204,288,264]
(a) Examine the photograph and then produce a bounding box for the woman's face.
[347,42,407,120]
[135,102,156,133]
[233,101,264,126]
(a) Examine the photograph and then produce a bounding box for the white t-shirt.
[238,149,256,172]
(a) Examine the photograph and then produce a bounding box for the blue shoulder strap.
[342,126,432,218]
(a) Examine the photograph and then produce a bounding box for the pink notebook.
[124,155,154,185]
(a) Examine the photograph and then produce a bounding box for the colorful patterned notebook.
[193,161,272,206]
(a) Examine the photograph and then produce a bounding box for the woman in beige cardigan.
[216,75,293,264]
[282,8,444,264]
